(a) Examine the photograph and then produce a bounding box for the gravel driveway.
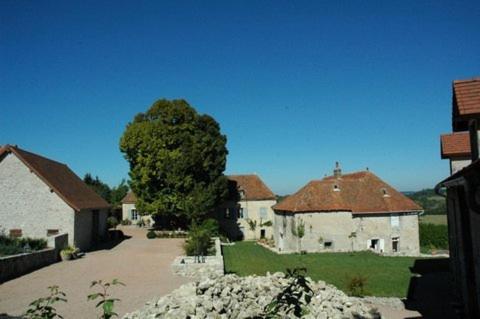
[0,226,191,318]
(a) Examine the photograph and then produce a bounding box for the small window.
[390,215,400,228]
[224,208,229,218]
[47,229,59,236]
[333,185,340,191]
[9,229,22,238]
[131,209,138,220]
[392,237,399,252]
[238,208,244,219]
[382,188,390,197]
[259,207,268,219]
[260,229,266,239]
[324,241,333,248]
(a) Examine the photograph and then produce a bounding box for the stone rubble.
[123,273,381,319]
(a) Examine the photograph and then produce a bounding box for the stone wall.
[0,233,68,282]
[0,153,75,241]
[171,238,224,278]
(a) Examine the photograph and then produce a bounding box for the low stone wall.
[0,248,56,283]
[171,237,224,278]
[0,233,68,283]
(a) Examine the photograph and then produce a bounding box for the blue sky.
[1,1,479,195]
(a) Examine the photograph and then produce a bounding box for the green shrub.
[146,230,157,239]
[88,279,125,319]
[0,234,47,257]
[120,219,132,226]
[419,223,448,250]
[183,219,218,256]
[107,216,119,229]
[347,275,368,297]
[25,285,67,319]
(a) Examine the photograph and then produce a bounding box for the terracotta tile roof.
[0,145,110,211]
[440,132,471,158]
[273,171,422,214]
[454,78,480,116]
[228,174,276,201]
[121,191,136,204]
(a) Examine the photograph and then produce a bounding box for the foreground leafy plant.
[88,279,125,319]
[262,268,313,318]
[24,285,67,319]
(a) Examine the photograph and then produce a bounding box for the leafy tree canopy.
[119,99,229,222]
[83,174,129,207]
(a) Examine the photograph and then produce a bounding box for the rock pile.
[123,273,381,319]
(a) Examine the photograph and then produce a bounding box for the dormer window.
[333,184,340,192]
[382,188,390,197]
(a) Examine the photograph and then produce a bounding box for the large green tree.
[119,99,229,222]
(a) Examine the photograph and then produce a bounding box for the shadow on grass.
[403,258,457,319]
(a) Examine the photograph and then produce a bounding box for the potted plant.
[60,246,76,261]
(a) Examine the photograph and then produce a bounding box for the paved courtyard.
[0,226,191,318]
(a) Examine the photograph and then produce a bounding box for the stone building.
[437,160,480,319]
[0,144,110,251]
[214,175,277,240]
[441,78,480,174]
[120,191,153,225]
[273,165,422,255]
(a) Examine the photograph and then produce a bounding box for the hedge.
[419,223,448,249]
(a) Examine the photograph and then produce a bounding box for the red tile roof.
[121,191,136,204]
[440,132,471,158]
[454,78,480,116]
[273,171,422,214]
[0,145,110,211]
[228,174,276,201]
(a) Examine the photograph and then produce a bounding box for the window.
[390,215,400,228]
[333,184,340,191]
[324,241,333,248]
[260,229,266,239]
[131,209,138,220]
[369,239,379,250]
[47,229,59,236]
[259,207,268,219]
[9,229,22,238]
[238,208,244,219]
[392,237,399,252]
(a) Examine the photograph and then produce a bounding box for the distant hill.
[406,189,446,215]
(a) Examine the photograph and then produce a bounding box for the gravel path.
[0,226,191,318]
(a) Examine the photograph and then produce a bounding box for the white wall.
[451,158,472,174]
[0,153,75,244]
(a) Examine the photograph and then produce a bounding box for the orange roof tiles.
[228,174,276,201]
[440,132,471,158]
[454,78,480,116]
[273,171,422,214]
[121,191,137,204]
[0,145,110,211]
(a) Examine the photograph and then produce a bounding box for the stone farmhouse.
[273,164,422,255]
[215,175,277,240]
[441,78,480,174]
[0,144,110,251]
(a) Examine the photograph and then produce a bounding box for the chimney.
[333,162,342,178]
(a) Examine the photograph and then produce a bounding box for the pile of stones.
[123,272,381,319]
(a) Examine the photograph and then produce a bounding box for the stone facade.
[215,199,276,240]
[274,210,420,255]
[0,152,107,251]
[121,202,153,225]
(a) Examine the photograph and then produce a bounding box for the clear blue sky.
[1,1,479,195]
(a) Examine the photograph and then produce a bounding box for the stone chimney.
[333,162,342,178]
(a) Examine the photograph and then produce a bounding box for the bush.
[183,219,218,256]
[107,216,119,229]
[146,230,157,239]
[419,223,448,250]
[120,219,132,226]
[347,275,368,297]
[0,233,47,257]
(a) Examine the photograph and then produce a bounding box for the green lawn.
[223,241,419,298]
[419,214,448,225]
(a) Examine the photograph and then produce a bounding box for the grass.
[223,241,420,298]
[419,214,447,225]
